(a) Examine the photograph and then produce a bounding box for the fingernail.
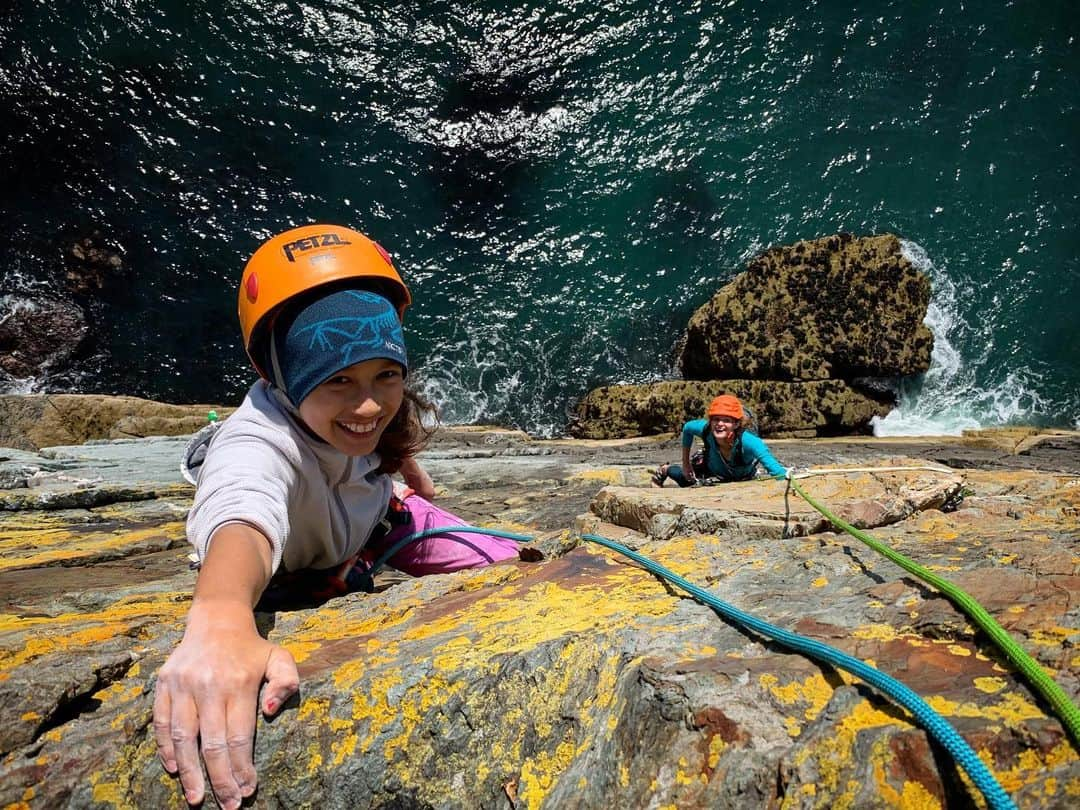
[265,699,277,713]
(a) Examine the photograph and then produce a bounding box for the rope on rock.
[580,532,1017,810]
[780,469,1080,749]
[361,521,1015,807]
[791,464,957,478]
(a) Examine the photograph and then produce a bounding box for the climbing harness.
[777,465,1080,749]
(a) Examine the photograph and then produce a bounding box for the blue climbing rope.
[363,526,535,582]
[364,523,1014,808]
[580,533,1015,810]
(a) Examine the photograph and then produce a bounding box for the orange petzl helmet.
[238,224,412,379]
[707,394,744,420]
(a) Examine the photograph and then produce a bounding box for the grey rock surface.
[0,427,1078,808]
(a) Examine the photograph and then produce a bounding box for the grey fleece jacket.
[185,380,392,574]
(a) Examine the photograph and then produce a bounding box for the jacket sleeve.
[185,420,300,575]
[681,419,707,449]
[741,432,786,478]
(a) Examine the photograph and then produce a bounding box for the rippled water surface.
[2,1,1077,435]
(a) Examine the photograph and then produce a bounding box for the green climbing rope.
[786,474,1080,749]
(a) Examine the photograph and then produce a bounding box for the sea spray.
[873,241,1050,436]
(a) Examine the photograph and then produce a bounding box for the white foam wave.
[411,324,566,438]
[0,371,38,395]
[872,240,1050,436]
[0,297,41,394]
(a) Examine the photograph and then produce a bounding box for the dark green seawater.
[2,1,1077,435]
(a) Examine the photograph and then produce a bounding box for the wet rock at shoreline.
[573,233,932,439]
[0,297,88,381]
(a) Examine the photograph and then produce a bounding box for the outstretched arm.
[680,420,705,484]
[153,524,299,809]
[742,433,786,478]
[399,456,436,499]
[680,444,696,484]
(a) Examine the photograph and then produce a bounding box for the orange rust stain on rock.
[691,706,748,778]
[885,732,946,806]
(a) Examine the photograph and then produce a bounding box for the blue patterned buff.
[272,289,408,406]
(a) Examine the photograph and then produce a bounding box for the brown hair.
[374,386,438,475]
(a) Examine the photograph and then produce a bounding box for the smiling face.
[709,415,740,445]
[297,358,405,456]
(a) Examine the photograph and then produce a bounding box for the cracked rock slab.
[589,462,964,541]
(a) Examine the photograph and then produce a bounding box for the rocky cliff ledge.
[1,420,1078,808]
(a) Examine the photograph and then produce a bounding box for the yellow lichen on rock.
[343,669,405,757]
[296,696,332,774]
[570,469,624,485]
[516,731,581,810]
[760,671,835,724]
[90,774,125,807]
[0,595,188,669]
[972,676,1007,694]
[871,734,943,809]
[927,691,1046,726]
[708,733,727,768]
[1029,625,1074,647]
[790,699,909,805]
[0,521,186,572]
[980,741,1078,793]
[283,639,322,665]
[409,570,677,664]
[851,623,901,642]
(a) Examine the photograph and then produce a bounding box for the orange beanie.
[707,394,744,420]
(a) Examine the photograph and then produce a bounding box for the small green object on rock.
[207,410,218,423]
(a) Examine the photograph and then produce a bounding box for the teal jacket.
[680,419,785,481]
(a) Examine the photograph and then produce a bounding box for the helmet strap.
[268,328,291,404]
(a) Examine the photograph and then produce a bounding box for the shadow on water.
[426,143,531,225]
[426,61,568,223]
[438,67,559,122]
[633,168,722,238]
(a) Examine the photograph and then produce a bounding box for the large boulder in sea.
[572,233,934,439]
[570,379,892,440]
[680,233,933,381]
[0,427,1078,807]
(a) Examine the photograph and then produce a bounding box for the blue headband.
[270,289,408,406]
